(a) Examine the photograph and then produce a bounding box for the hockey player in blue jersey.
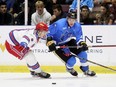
[46,10,96,76]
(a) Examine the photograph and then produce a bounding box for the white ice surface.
[0,73,116,87]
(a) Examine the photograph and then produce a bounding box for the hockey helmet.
[67,10,77,19]
[35,22,48,31]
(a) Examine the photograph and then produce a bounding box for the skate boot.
[80,66,96,76]
[66,68,78,76]
[30,71,51,78]
[84,70,96,76]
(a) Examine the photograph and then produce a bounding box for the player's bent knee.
[77,51,87,63]
[66,56,76,67]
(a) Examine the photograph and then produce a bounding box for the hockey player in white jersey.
[5,22,50,78]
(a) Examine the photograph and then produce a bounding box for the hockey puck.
[52,82,56,85]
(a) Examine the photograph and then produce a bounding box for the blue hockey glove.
[20,42,28,48]
[79,41,88,51]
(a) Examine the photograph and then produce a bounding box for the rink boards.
[0,25,116,73]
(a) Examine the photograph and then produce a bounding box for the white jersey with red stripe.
[7,28,40,49]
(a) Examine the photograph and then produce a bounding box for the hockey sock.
[24,51,41,73]
[80,66,89,72]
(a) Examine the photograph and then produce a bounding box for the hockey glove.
[20,42,28,48]
[46,37,56,52]
[79,41,88,51]
[18,42,29,55]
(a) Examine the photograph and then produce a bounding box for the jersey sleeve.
[19,32,37,48]
[20,35,30,43]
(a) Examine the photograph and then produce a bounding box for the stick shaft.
[87,60,116,72]
[72,53,116,72]
[89,45,116,48]
[56,45,116,49]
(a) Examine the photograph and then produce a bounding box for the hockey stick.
[55,46,116,72]
[87,60,116,72]
[56,45,116,49]
[74,54,116,72]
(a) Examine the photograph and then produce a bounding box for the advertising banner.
[0,25,116,66]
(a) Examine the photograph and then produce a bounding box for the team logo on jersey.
[62,27,67,30]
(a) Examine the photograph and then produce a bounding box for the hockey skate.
[80,66,96,76]
[84,70,96,76]
[30,71,51,78]
[66,68,78,76]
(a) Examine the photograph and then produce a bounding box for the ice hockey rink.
[0,26,116,87]
[0,73,116,87]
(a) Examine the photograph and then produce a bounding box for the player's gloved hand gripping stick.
[46,37,56,52]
